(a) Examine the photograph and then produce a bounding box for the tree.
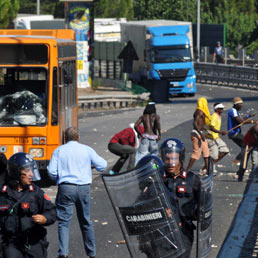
[19,0,64,18]
[94,0,134,20]
[214,0,257,50]
[0,0,19,28]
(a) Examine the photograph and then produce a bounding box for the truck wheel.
[187,93,195,97]
[150,81,169,103]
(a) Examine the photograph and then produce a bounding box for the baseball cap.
[233,97,243,105]
[214,103,225,110]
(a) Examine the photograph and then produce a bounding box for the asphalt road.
[43,83,258,258]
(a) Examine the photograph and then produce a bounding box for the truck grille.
[158,69,189,81]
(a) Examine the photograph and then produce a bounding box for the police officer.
[160,138,201,258]
[0,152,56,258]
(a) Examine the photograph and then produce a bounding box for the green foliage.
[94,0,134,20]
[246,40,258,55]
[19,0,64,18]
[134,0,172,20]
[0,0,19,28]
[213,0,257,49]
[6,0,258,54]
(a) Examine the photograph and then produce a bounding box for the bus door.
[58,60,77,142]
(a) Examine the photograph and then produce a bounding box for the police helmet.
[8,152,41,181]
[136,154,165,177]
[160,138,185,163]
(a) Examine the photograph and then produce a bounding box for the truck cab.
[146,25,196,98]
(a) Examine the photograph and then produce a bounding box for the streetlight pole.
[197,0,200,62]
[37,0,40,15]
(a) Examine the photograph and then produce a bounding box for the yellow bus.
[0,30,78,169]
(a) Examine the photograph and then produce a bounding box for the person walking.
[47,127,107,258]
[206,103,229,172]
[134,102,161,165]
[236,124,258,181]
[186,97,210,175]
[108,123,144,174]
[213,41,224,63]
[0,152,56,258]
[227,97,255,166]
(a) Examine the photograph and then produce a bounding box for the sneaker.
[199,169,207,176]
[233,174,238,179]
[109,170,116,175]
[213,164,218,173]
[232,160,240,166]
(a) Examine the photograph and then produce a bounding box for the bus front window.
[0,67,47,126]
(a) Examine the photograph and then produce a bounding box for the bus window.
[62,60,76,109]
[0,67,47,126]
[52,67,58,125]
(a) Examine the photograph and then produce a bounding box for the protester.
[160,138,201,258]
[47,127,107,258]
[108,123,144,174]
[213,41,224,63]
[236,124,258,181]
[227,97,256,166]
[206,103,229,172]
[0,152,56,258]
[134,102,161,164]
[186,97,210,175]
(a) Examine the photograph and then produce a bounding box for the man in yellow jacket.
[206,103,229,173]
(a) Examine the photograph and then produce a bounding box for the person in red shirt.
[236,124,258,181]
[108,123,144,174]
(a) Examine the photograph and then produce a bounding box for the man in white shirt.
[47,127,107,258]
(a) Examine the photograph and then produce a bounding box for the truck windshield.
[150,45,192,63]
[0,67,47,126]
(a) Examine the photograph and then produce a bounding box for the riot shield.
[102,159,186,258]
[196,157,213,258]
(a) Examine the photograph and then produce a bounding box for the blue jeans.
[56,184,96,257]
[135,138,158,165]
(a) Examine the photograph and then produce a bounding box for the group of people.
[0,96,256,258]
[183,96,257,180]
[108,102,161,174]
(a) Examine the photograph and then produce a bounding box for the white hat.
[214,103,225,110]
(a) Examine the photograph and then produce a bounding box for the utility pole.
[197,0,200,62]
[37,0,40,15]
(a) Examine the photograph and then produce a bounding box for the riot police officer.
[160,138,201,258]
[0,152,56,258]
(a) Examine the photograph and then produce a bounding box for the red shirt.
[243,125,258,147]
[110,126,144,147]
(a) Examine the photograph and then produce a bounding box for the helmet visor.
[163,152,180,167]
[21,161,41,181]
[161,145,181,164]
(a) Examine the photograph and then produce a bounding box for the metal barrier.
[195,62,258,91]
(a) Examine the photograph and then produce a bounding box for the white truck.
[13,14,54,29]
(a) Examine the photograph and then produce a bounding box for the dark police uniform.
[0,183,56,258]
[164,169,201,258]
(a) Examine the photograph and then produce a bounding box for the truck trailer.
[120,20,196,102]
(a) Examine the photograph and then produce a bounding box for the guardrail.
[195,62,258,91]
[78,94,149,111]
